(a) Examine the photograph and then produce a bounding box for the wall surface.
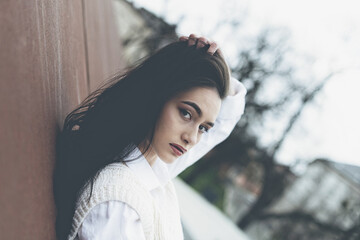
[0,0,124,239]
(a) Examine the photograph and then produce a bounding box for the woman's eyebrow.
[181,101,215,127]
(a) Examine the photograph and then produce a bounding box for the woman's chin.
[158,153,179,164]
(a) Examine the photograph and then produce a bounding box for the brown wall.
[0,0,124,239]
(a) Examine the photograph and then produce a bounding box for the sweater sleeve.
[78,201,146,240]
[167,77,247,178]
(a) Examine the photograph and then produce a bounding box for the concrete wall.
[0,0,124,239]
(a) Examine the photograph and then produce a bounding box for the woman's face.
[148,87,221,164]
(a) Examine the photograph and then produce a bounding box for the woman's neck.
[137,141,157,166]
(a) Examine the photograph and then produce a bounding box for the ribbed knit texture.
[67,163,183,240]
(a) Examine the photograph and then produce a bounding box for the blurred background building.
[225,159,360,239]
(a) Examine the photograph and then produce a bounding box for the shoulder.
[78,163,151,206]
[69,164,155,240]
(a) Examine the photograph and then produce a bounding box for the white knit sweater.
[68,163,183,240]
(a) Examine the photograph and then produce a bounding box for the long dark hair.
[53,40,230,239]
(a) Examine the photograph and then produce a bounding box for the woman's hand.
[179,34,236,96]
[179,34,224,57]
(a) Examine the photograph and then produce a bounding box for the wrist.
[228,81,236,96]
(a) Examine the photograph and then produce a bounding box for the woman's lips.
[169,143,186,156]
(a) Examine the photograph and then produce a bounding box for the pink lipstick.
[169,143,186,156]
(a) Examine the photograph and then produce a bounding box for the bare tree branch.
[270,72,338,156]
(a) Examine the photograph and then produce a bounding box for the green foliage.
[179,164,225,211]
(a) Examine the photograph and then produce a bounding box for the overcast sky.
[130,0,360,168]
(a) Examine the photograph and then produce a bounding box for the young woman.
[53,34,247,240]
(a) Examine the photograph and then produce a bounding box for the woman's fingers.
[207,42,219,55]
[179,36,188,42]
[179,34,222,56]
[188,33,198,46]
[196,37,209,49]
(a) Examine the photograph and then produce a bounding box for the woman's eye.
[180,109,191,120]
[199,125,209,134]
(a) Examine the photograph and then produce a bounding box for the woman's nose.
[182,127,198,146]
